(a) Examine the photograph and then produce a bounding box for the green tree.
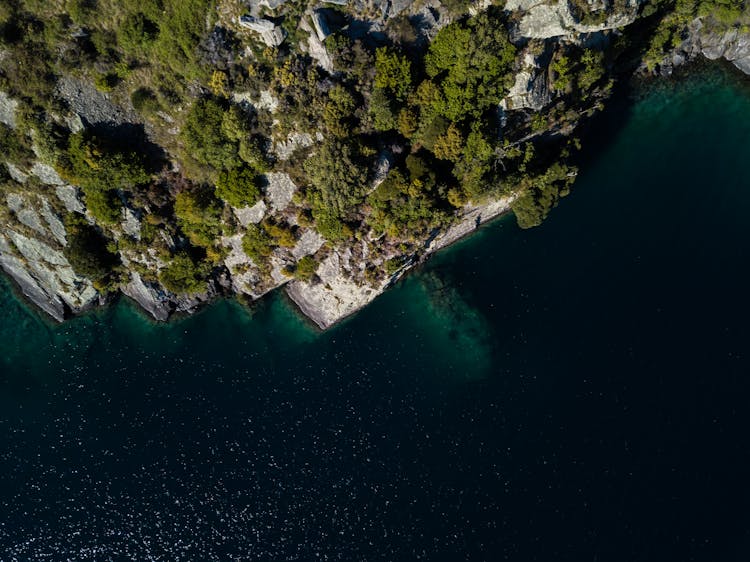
[423,10,515,121]
[242,223,273,263]
[63,216,120,281]
[174,186,223,248]
[120,12,160,53]
[215,167,261,208]
[159,252,209,294]
[181,97,237,173]
[303,140,369,240]
[60,131,151,194]
[374,47,412,101]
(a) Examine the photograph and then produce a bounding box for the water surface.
[3,66,750,560]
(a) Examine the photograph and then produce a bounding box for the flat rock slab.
[264,172,297,212]
[234,200,267,226]
[0,91,18,128]
[56,76,137,125]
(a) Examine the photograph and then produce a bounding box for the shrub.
[94,72,118,92]
[242,223,273,263]
[0,123,35,166]
[84,188,122,225]
[294,255,318,281]
[131,88,161,114]
[369,89,398,132]
[63,216,120,281]
[215,167,261,207]
[424,10,515,121]
[120,12,160,54]
[303,140,368,239]
[374,47,412,101]
[59,130,151,194]
[159,252,209,294]
[264,220,296,248]
[181,97,237,173]
[174,186,223,248]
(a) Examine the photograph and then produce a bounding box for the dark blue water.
[3,66,750,561]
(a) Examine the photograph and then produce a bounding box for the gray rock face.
[300,15,335,72]
[273,132,315,161]
[233,200,267,226]
[286,247,386,329]
[665,19,750,77]
[699,27,750,74]
[286,193,518,329]
[239,16,288,47]
[501,51,553,111]
[6,163,28,184]
[0,249,66,321]
[121,208,142,240]
[0,91,18,128]
[39,199,67,246]
[122,272,171,321]
[264,172,297,212]
[55,76,137,125]
[6,193,47,236]
[0,230,98,321]
[292,229,325,259]
[55,185,86,214]
[31,162,66,186]
[506,0,643,40]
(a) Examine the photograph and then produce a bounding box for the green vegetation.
[180,98,268,186]
[174,186,223,250]
[159,252,210,294]
[303,140,368,241]
[242,223,273,263]
[511,162,577,229]
[57,131,151,224]
[63,215,120,282]
[294,255,318,282]
[0,123,35,167]
[4,0,743,307]
[643,0,748,70]
[423,11,516,121]
[215,167,261,208]
[374,48,412,101]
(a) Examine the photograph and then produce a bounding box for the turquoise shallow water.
[3,65,750,560]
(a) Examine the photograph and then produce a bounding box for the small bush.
[131,88,161,114]
[215,167,261,208]
[159,252,209,294]
[64,216,120,281]
[242,223,273,263]
[295,255,318,281]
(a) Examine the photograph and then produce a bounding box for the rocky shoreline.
[4,2,750,331]
[657,18,750,77]
[285,194,517,329]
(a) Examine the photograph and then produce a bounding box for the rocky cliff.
[0,0,721,328]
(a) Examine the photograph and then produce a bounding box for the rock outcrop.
[0,229,98,321]
[505,0,643,40]
[501,50,554,110]
[286,195,517,329]
[663,19,750,76]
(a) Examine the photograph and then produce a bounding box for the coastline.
[285,194,517,330]
[0,194,518,330]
